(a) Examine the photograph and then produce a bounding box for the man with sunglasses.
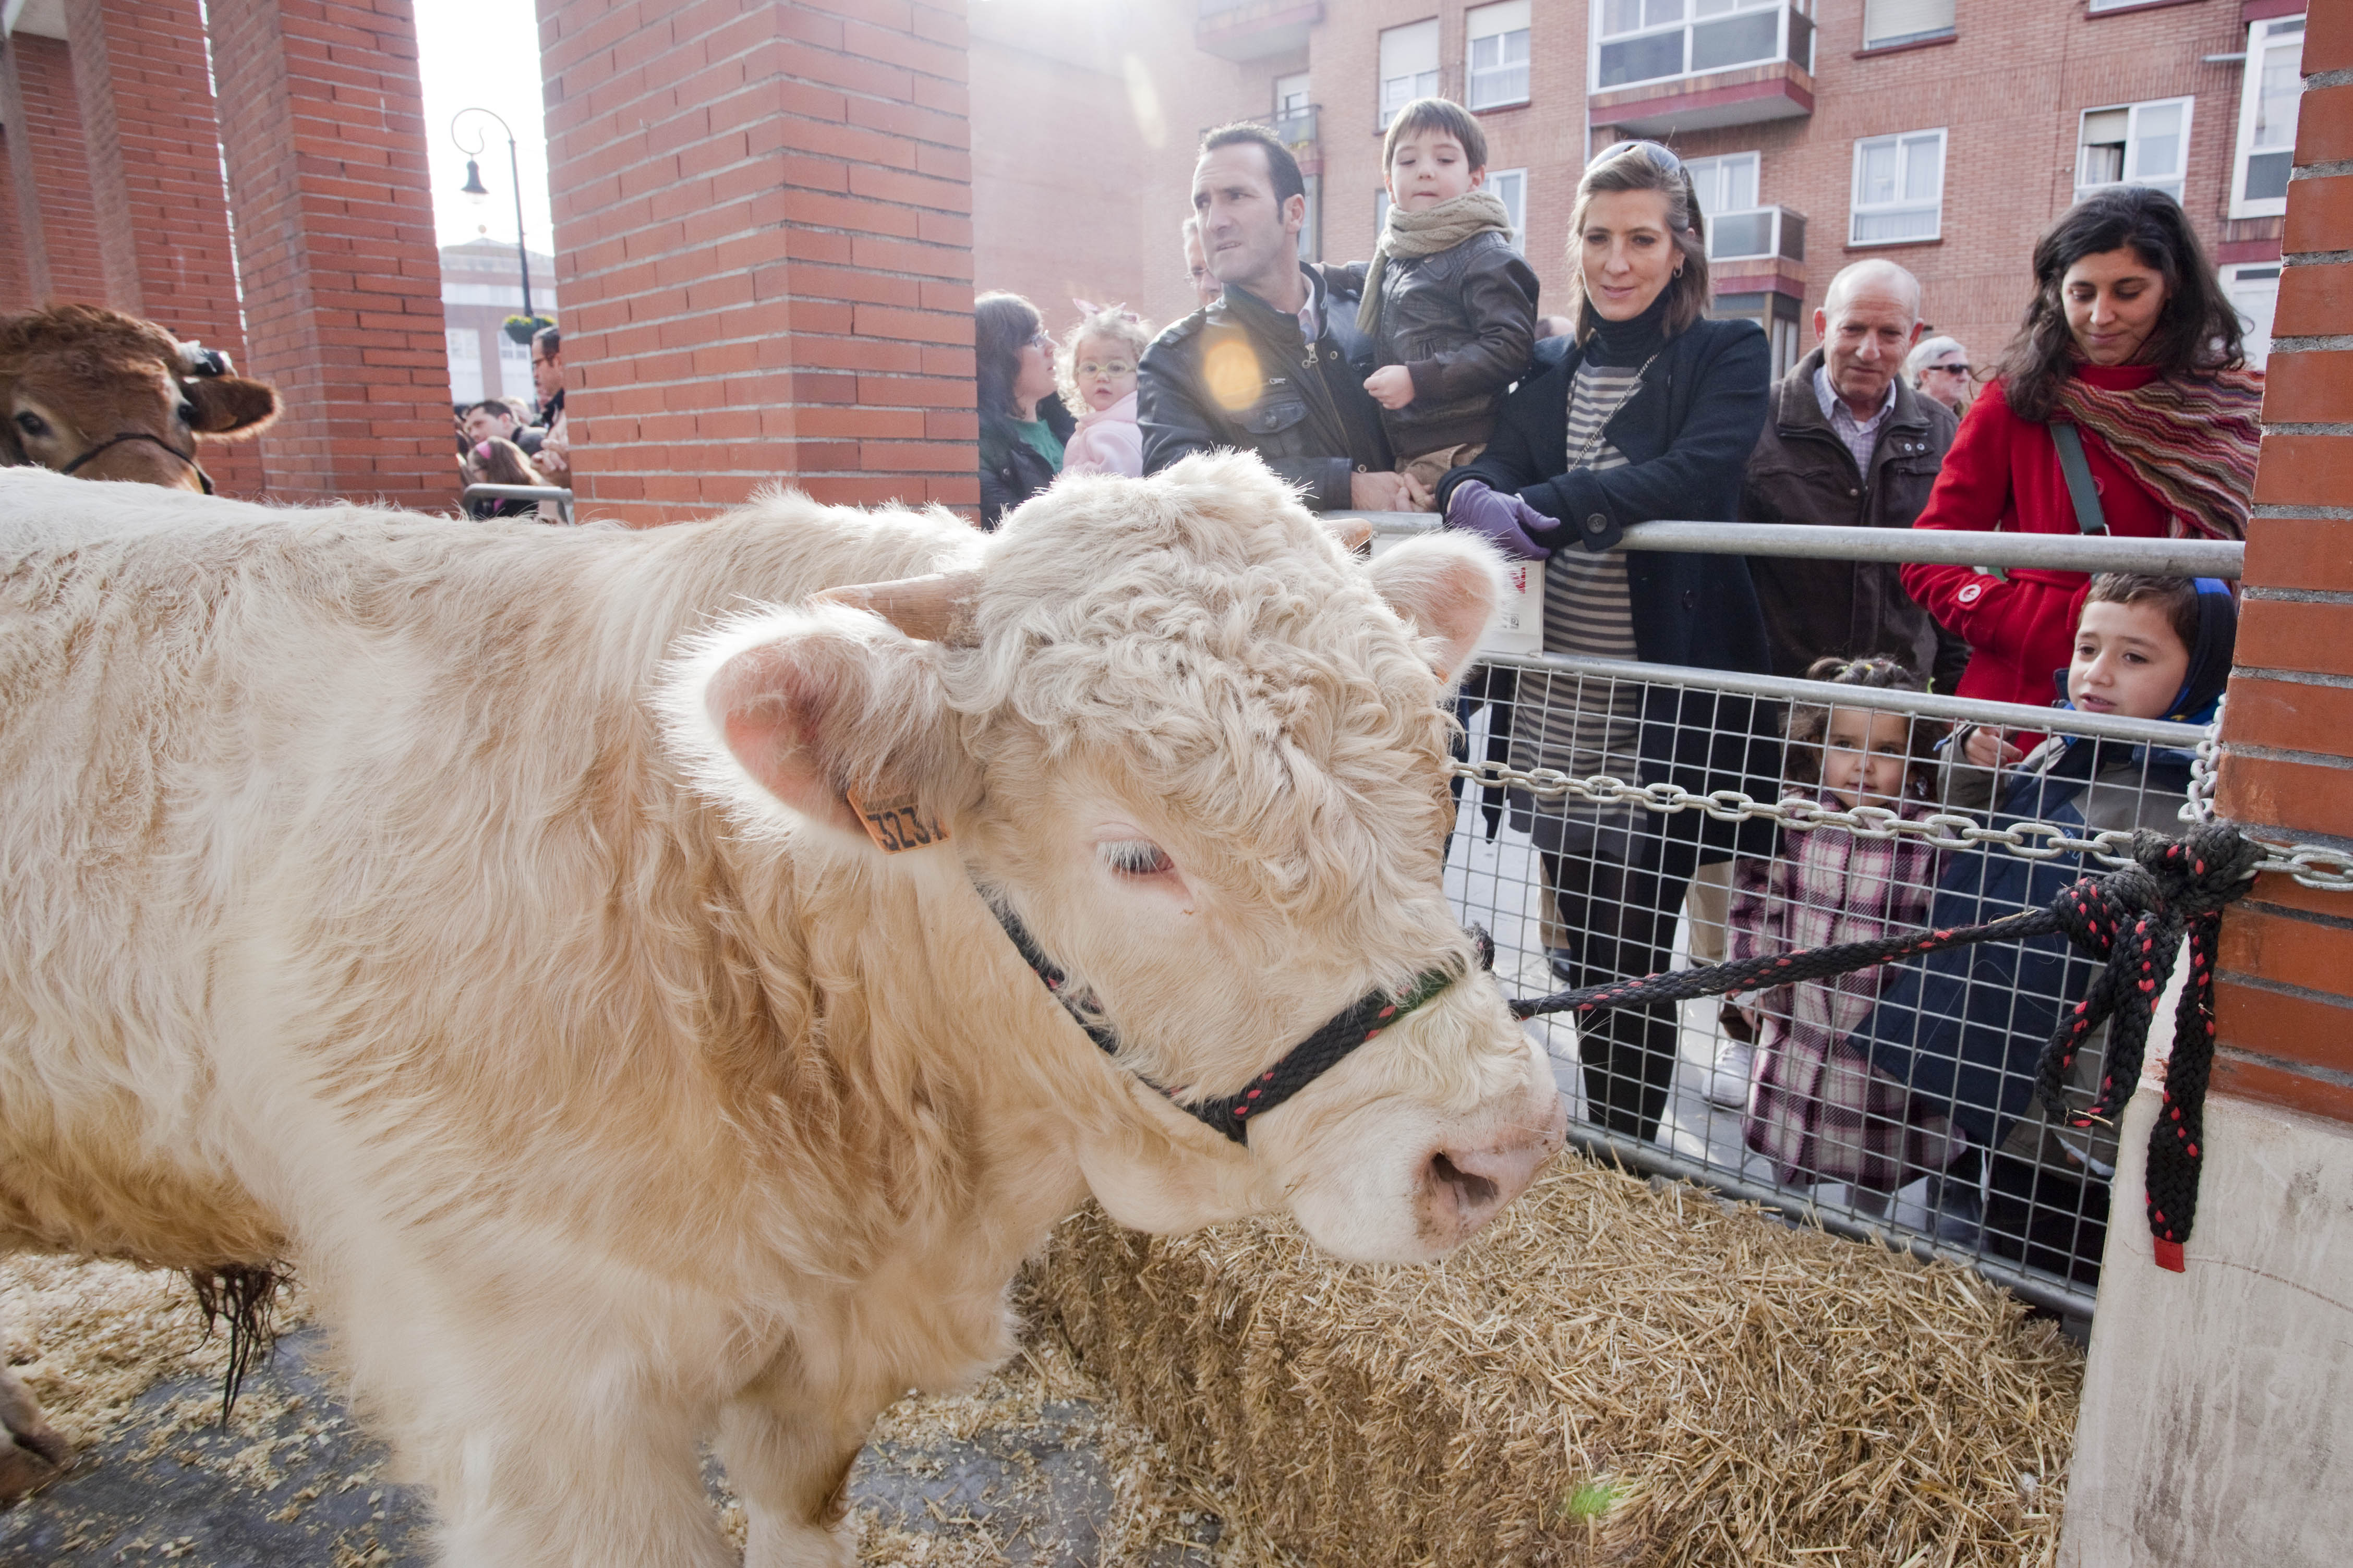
[1736,259,1965,688]
[1907,335,1973,415]
[1140,125,1407,512]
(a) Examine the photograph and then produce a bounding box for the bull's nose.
[1425,1103,1565,1238]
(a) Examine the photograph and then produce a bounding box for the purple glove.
[1443,479,1552,561]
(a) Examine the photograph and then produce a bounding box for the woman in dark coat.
[1436,140,1773,1143]
[975,292,1075,530]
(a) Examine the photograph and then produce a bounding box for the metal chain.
[2183,696,2223,827]
[1447,755,2353,892]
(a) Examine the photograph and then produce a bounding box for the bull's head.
[672,453,1565,1263]
[0,304,278,491]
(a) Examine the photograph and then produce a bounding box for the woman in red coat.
[1902,187,2260,721]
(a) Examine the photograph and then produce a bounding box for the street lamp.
[451,106,536,326]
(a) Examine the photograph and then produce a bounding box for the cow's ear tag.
[845,786,950,854]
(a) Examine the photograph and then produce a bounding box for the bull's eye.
[14,410,49,439]
[1100,840,1174,878]
[176,400,199,427]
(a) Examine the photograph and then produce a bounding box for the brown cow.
[0,303,278,491]
[0,303,277,1499]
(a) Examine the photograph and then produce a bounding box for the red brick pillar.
[64,0,260,496]
[2213,8,2353,1124]
[5,33,108,306]
[538,0,976,525]
[205,0,453,509]
[0,41,45,311]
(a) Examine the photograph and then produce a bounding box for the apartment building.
[974,2,2303,373]
[438,240,558,411]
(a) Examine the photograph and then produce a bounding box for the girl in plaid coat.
[1728,657,1963,1204]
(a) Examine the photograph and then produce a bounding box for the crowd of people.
[973,108,2263,1285]
[453,322,570,520]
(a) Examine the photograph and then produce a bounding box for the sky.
[412,0,556,255]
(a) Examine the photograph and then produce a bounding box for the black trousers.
[1539,809,1703,1142]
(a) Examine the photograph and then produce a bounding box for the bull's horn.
[1325,516,1373,553]
[814,571,982,646]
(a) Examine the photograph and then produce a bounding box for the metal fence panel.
[1443,653,2211,1318]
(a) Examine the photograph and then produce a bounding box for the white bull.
[0,454,1564,1564]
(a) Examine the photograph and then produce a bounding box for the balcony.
[1196,0,1322,62]
[1588,1,1815,136]
[1706,204,1804,265]
[1270,104,1318,156]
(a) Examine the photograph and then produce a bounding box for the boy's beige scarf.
[1355,190,1516,337]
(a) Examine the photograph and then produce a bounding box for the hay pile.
[1027,1157,2081,1567]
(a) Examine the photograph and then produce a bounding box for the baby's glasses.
[1077,359,1136,380]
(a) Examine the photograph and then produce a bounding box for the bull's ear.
[183,376,279,439]
[667,604,970,850]
[1366,533,1505,686]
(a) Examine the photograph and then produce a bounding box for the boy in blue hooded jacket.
[1859,573,2237,1286]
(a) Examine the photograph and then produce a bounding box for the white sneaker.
[1703,1041,1754,1109]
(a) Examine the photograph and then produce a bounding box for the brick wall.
[63,0,262,497]
[207,0,455,509]
[2213,6,2353,1127]
[537,0,978,524]
[0,44,43,312]
[5,34,106,306]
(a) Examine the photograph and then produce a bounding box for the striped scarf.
[2050,366,2263,542]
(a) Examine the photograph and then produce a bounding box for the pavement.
[0,1329,1218,1567]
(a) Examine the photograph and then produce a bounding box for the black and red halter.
[987,901,1489,1145]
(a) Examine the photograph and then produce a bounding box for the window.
[1687,151,1759,219]
[2231,15,2304,219]
[2076,98,2192,203]
[1379,19,1440,129]
[1690,151,1791,260]
[1467,2,1531,110]
[1489,167,1527,243]
[447,327,484,405]
[1861,0,1952,50]
[1592,0,1809,92]
[1849,128,1945,246]
[1274,73,1310,117]
[2225,263,2280,369]
[496,336,533,404]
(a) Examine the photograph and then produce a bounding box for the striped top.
[1511,360,1645,795]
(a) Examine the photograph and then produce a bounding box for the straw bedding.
[1025,1156,2082,1567]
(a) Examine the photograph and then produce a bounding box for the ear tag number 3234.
[846,787,949,854]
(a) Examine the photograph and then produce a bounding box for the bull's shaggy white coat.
[0,455,1562,1565]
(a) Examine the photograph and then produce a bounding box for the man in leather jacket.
[1139,125,1408,513]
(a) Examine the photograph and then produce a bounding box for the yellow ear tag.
[845,787,949,854]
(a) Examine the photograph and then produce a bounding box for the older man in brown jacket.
[1739,260,1964,688]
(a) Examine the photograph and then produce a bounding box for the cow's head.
[671,453,1565,1263]
[0,304,279,491]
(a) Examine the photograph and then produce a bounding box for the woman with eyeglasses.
[1902,186,2261,728]
[976,292,1075,530]
[1906,335,1973,415]
[1433,139,1775,1145]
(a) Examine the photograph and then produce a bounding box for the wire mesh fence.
[1442,650,2216,1320]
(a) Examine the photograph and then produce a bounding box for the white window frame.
[1848,127,1945,247]
[1488,167,1527,244]
[1685,151,1760,221]
[2223,262,2280,369]
[1589,0,1806,94]
[2230,15,2306,220]
[1861,0,1953,51]
[446,327,485,406]
[1466,1,1531,111]
[495,335,533,404]
[2074,96,2194,204]
[1274,72,1311,117]
[1378,19,1441,130]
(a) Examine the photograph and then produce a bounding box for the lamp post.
[451,106,535,326]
